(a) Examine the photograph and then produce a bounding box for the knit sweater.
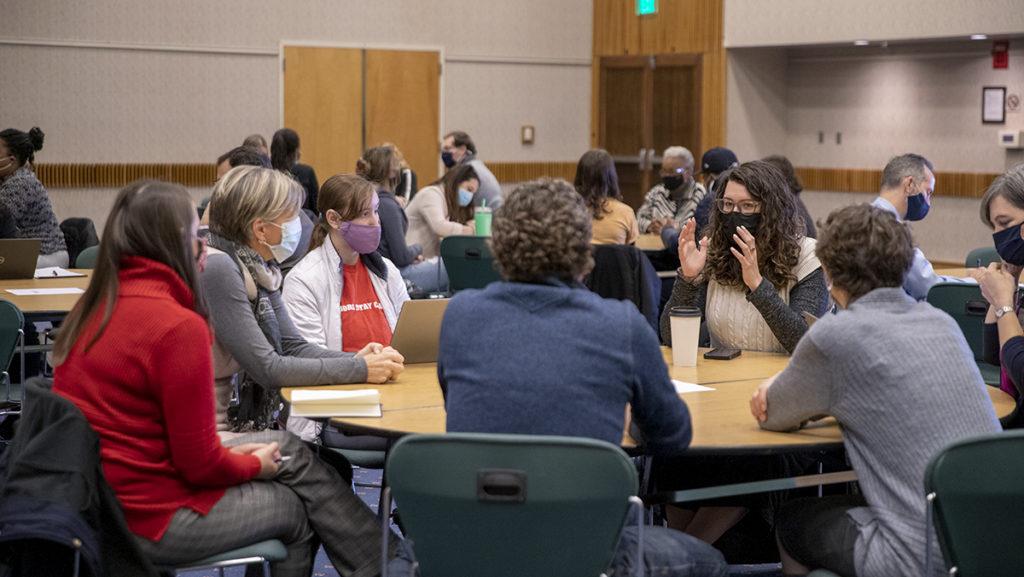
[0,165,67,254]
[53,257,260,541]
[440,280,692,455]
[404,185,473,259]
[762,287,1001,577]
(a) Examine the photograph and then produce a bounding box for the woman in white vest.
[659,160,828,354]
[284,174,409,439]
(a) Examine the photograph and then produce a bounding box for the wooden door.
[597,54,703,209]
[364,50,441,185]
[650,54,702,175]
[283,46,364,182]
[599,56,650,209]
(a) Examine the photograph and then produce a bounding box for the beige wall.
[0,0,592,164]
[1,0,593,229]
[725,0,1024,48]
[725,48,788,162]
[786,42,1024,173]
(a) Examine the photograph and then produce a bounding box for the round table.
[282,347,1018,453]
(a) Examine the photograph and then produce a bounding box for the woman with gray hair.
[434,178,728,577]
[636,145,707,235]
[202,166,404,435]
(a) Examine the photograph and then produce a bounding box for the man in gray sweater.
[750,204,1000,577]
[441,130,502,209]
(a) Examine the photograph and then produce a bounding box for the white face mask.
[264,215,303,262]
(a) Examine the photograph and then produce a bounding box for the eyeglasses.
[715,198,761,215]
[659,167,688,178]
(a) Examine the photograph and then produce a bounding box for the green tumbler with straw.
[474,200,492,236]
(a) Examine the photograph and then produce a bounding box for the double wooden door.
[283,46,441,186]
[598,54,702,209]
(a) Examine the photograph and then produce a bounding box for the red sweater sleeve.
[154,314,260,487]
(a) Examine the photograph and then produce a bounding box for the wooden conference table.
[283,348,1017,454]
[0,270,92,315]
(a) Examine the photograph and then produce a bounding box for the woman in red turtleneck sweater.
[52,181,390,577]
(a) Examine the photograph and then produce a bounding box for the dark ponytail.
[0,126,45,165]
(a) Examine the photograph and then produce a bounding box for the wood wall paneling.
[795,167,1000,199]
[32,164,999,198]
[364,50,441,182]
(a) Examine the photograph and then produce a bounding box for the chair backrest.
[0,300,23,374]
[59,217,99,267]
[965,246,1000,268]
[439,236,502,292]
[585,244,661,332]
[385,433,638,577]
[76,245,100,269]
[926,282,989,360]
[925,431,1024,576]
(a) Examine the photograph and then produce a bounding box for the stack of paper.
[290,389,382,418]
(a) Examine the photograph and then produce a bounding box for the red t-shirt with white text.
[340,260,392,352]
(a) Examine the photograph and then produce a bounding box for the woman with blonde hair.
[202,165,404,434]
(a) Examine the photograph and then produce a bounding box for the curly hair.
[491,178,594,283]
[705,160,803,289]
[816,204,913,301]
[573,149,621,219]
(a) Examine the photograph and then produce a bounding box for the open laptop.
[389,298,450,364]
[0,239,41,280]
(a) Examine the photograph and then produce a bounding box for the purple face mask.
[337,192,381,254]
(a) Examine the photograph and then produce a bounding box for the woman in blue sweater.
[436,178,727,577]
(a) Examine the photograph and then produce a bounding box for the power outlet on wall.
[818,131,824,144]
[836,132,842,145]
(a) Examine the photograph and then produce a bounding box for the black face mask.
[663,176,684,192]
[722,212,762,241]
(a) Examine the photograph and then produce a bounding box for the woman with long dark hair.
[0,126,68,266]
[404,163,477,259]
[659,160,828,353]
[52,180,395,576]
[573,149,639,245]
[271,128,319,213]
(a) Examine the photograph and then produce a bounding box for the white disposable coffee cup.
[669,306,701,367]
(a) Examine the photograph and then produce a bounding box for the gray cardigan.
[201,252,368,431]
[762,287,1000,577]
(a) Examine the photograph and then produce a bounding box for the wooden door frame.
[278,41,446,162]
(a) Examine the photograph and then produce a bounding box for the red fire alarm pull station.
[993,40,1009,69]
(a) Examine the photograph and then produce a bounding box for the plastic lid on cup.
[669,306,701,318]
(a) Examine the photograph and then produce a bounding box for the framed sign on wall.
[983,86,1006,124]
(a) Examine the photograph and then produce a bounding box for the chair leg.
[217,566,224,577]
[72,548,80,577]
[263,560,272,577]
[381,487,393,577]
[629,496,644,577]
[925,492,936,577]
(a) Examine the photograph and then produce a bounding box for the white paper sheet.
[6,288,85,296]
[34,267,86,278]
[672,380,715,394]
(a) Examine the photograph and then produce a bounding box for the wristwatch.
[995,305,1015,319]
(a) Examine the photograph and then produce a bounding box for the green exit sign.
[637,0,658,15]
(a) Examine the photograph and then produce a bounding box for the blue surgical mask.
[265,215,303,262]
[905,193,930,221]
[994,224,1024,266]
[457,188,474,207]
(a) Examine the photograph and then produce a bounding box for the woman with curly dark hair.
[574,149,639,245]
[0,126,68,266]
[436,178,728,577]
[659,160,828,353]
